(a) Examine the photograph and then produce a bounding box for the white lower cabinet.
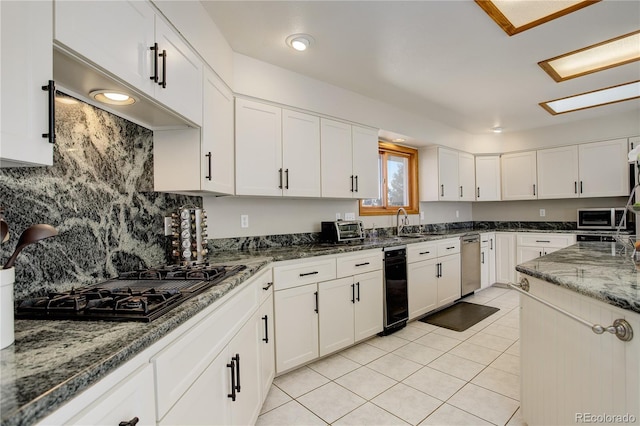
[516,233,575,280]
[407,257,438,320]
[437,253,461,307]
[495,233,517,284]
[480,232,496,289]
[259,293,275,401]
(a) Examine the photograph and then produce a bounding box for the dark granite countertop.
[516,241,640,315]
[1,228,633,426]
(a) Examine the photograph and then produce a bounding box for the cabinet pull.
[481,252,485,264]
[262,315,269,343]
[356,282,360,302]
[446,246,455,250]
[299,271,319,277]
[351,283,355,304]
[460,186,463,198]
[41,80,56,144]
[441,184,444,197]
[533,184,536,196]
[477,187,480,198]
[278,168,283,189]
[119,417,139,426]
[158,49,167,88]
[355,175,359,192]
[535,240,551,243]
[227,359,236,401]
[574,181,578,194]
[205,152,212,180]
[355,262,370,267]
[580,181,583,193]
[262,282,273,291]
[539,251,542,257]
[150,43,159,83]
[490,238,493,250]
[314,291,319,313]
[285,168,289,189]
[436,263,442,278]
[419,251,430,255]
[350,175,354,192]
[233,354,241,392]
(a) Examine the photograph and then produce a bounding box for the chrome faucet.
[396,207,408,235]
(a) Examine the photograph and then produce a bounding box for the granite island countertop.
[516,241,640,315]
[1,228,633,426]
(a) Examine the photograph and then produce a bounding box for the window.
[359,142,419,215]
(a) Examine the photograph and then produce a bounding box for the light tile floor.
[257,285,526,426]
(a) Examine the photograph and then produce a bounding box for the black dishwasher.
[381,246,408,335]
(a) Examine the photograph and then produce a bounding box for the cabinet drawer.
[517,233,576,248]
[437,239,460,257]
[407,242,438,263]
[152,280,259,419]
[273,258,336,290]
[336,249,382,277]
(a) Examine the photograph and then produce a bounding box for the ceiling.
[200,0,640,137]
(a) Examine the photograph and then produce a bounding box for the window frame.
[359,142,419,216]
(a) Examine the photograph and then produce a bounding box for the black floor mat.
[419,301,499,332]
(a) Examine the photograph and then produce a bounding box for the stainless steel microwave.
[577,208,626,230]
[320,220,365,242]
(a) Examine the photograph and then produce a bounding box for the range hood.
[53,44,195,130]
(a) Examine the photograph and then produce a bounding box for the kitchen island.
[516,241,640,425]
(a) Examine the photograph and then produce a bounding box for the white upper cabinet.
[501,151,538,200]
[420,147,476,201]
[1,0,54,167]
[282,110,321,197]
[537,145,579,199]
[54,0,202,126]
[578,138,629,197]
[475,156,501,201]
[321,119,379,199]
[235,99,321,197]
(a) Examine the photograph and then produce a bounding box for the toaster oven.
[320,220,365,242]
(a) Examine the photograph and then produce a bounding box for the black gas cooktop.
[16,264,246,322]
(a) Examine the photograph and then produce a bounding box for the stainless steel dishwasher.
[460,234,481,297]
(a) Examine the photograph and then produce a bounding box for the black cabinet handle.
[533,184,536,196]
[41,80,55,144]
[150,43,159,83]
[446,246,455,250]
[355,262,370,267]
[278,168,283,189]
[119,417,139,426]
[441,184,444,197]
[314,291,319,313]
[580,181,583,193]
[355,175,359,192]
[351,283,355,303]
[481,252,485,264]
[419,251,430,255]
[356,282,360,301]
[477,187,480,198]
[205,152,212,181]
[574,181,578,194]
[539,251,542,257]
[460,186,463,198]
[158,49,167,88]
[535,240,550,243]
[299,271,319,277]
[233,354,241,392]
[262,282,273,291]
[262,315,269,343]
[490,238,493,250]
[227,359,236,401]
[350,175,354,192]
[285,169,289,189]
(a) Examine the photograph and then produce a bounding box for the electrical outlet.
[420,211,425,220]
[345,212,355,220]
[336,213,341,220]
[163,217,172,236]
[456,210,460,218]
[540,209,546,217]
[240,214,249,228]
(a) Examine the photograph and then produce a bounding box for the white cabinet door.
[407,258,438,320]
[54,0,156,97]
[475,156,501,201]
[274,283,319,374]
[501,151,538,200]
[458,152,476,201]
[69,364,156,426]
[480,246,490,289]
[235,99,283,196]
[537,145,579,199]
[578,138,629,197]
[321,119,354,198]
[437,254,461,307]
[517,246,544,265]
[319,277,355,356]
[202,67,235,194]
[354,270,384,341]
[282,110,321,197]
[352,125,380,199]
[153,17,203,125]
[486,233,497,286]
[258,294,275,403]
[1,0,53,167]
[438,147,459,201]
[495,233,517,284]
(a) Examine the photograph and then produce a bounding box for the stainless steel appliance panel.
[461,234,481,297]
[382,246,408,334]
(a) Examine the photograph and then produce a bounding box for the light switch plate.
[240,214,249,228]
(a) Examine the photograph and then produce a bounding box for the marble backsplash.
[0,94,200,299]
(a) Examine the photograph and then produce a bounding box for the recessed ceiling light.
[89,90,136,106]
[475,0,600,36]
[539,30,640,82]
[492,126,504,133]
[540,80,640,115]
[286,34,314,52]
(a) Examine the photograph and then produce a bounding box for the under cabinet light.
[89,90,136,106]
[540,80,640,115]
